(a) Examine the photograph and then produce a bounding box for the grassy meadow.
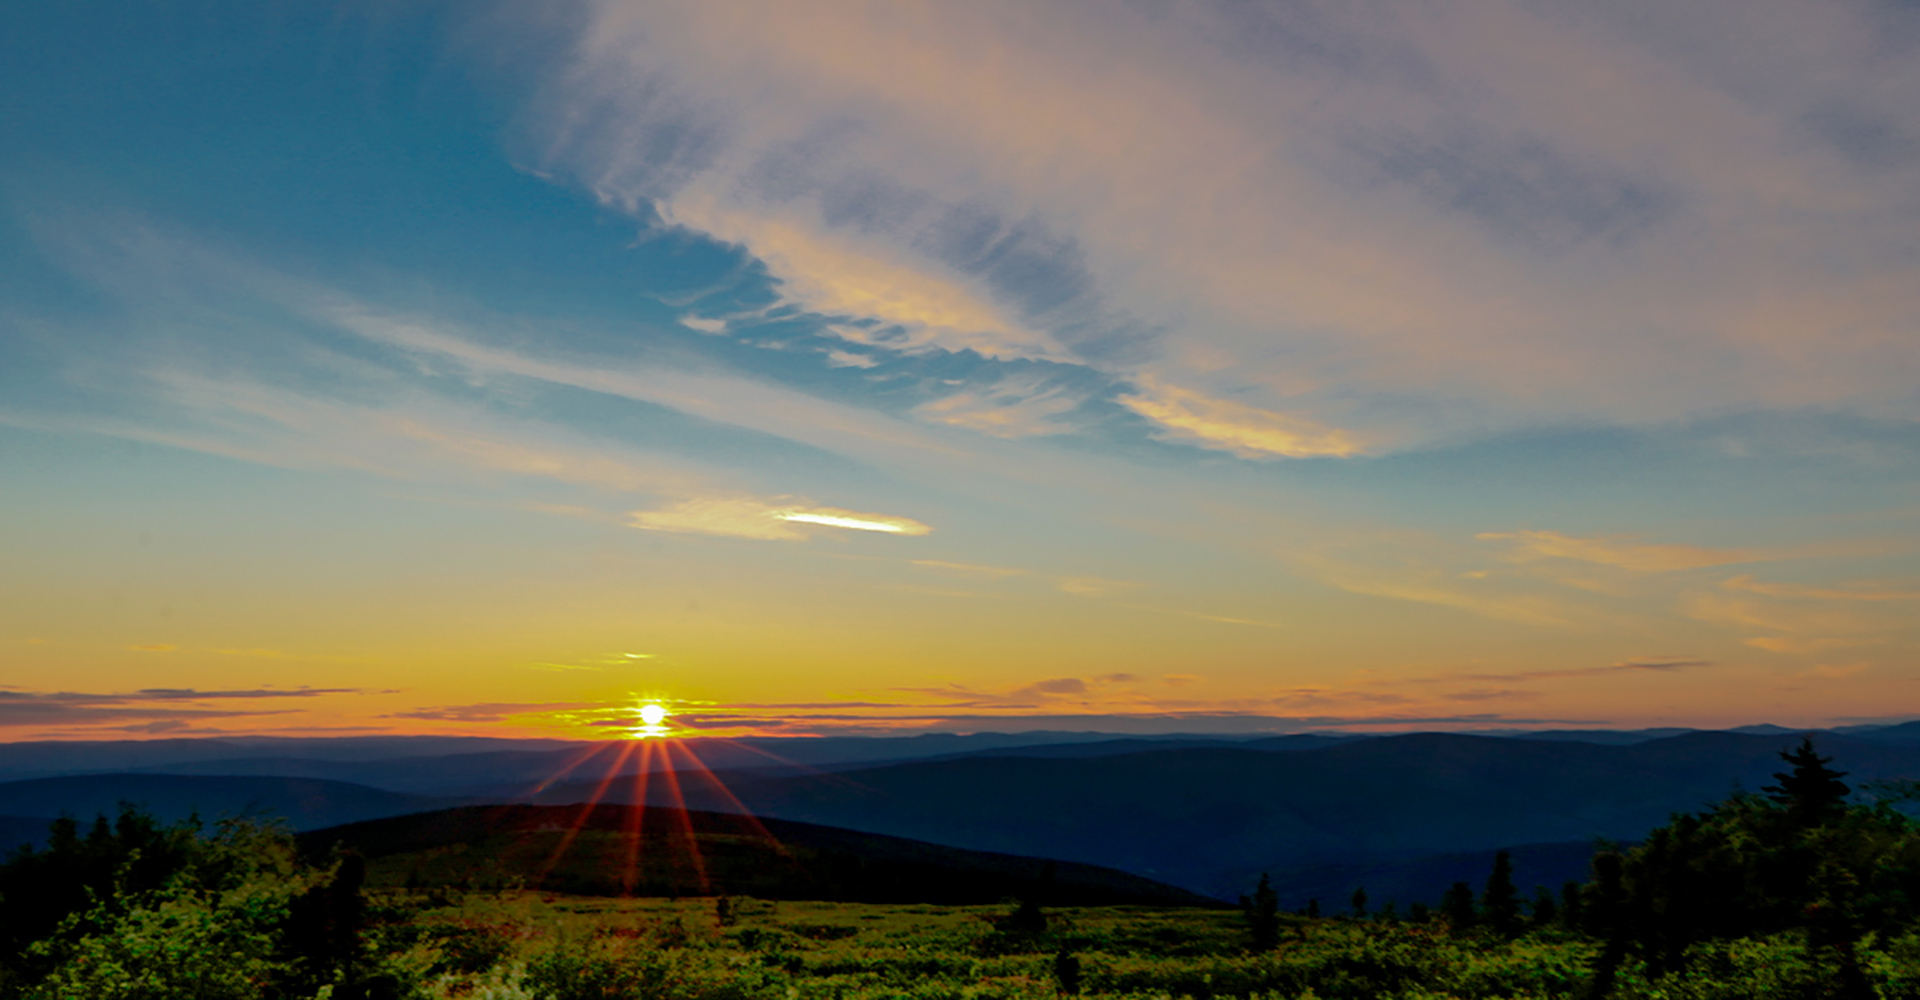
[372,889,1919,1000]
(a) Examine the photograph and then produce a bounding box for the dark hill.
[538,731,1920,899]
[0,773,458,832]
[299,804,1218,907]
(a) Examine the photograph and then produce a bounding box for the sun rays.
[514,706,808,897]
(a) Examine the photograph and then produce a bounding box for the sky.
[2,0,1918,741]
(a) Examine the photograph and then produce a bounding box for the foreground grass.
[374,891,1920,1000]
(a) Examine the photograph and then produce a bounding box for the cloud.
[540,0,1920,448]
[1478,530,1756,572]
[387,701,596,723]
[1722,574,1920,602]
[1118,377,1369,459]
[1296,549,1583,627]
[1117,604,1286,628]
[630,497,932,540]
[1451,657,1716,683]
[131,688,361,700]
[1682,584,1909,654]
[892,672,1142,709]
[0,687,361,731]
[660,197,1069,363]
[1055,575,1143,597]
[915,377,1082,438]
[910,559,1028,580]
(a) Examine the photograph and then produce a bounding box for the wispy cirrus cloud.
[541,0,1920,454]
[1477,530,1757,573]
[1721,574,1920,602]
[1118,377,1368,459]
[630,497,931,541]
[1683,573,1920,654]
[914,376,1083,439]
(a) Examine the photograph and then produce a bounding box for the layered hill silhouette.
[299,804,1218,907]
[8,727,1919,907]
[542,731,1920,900]
[0,773,458,834]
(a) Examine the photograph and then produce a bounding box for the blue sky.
[3,1,1918,739]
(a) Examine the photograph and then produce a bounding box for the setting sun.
[638,703,668,728]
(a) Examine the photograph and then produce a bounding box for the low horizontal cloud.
[1722,574,1920,602]
[1478,530,1756,572]
[670,711,1602,735]
[0,687,358,731]
[1056,576,1143,597]
[1452,657,1715,683]
[893,672,1143,709]
[387,701,596,723]
[630,497,932,541]
[910,559,1028,580]
[1119,378,1368,459]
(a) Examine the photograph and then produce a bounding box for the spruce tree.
[1482,850,1522,936]
[1440,881,1476,930]
[1242,873,1280,950]
[1350,886,1368,919]
[1559,881,1583,928]
[1530,886,1558,928]
[1763,735,1850,824]
[1053,949,1082,995]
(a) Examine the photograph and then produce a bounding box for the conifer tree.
[1242,873,1280,950]
[1579,851,1629,1000]
[1350,886,1368,919]
[1530,886,1557,928]
[1440,881,1476,930]
[1558,881,1583,928]
[1763,735,1850,824]
[1052,949,1082,995]
[1481,850,1522,936]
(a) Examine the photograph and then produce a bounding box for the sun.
[627,701,672,739]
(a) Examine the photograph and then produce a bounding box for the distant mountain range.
[5,722,1917,787]
[0,773,458,834]
[544,730,1920,900]
[3,724,1917,907]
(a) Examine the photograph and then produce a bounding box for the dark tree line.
[1576,737,1919,999]
[0,805,407,999]
[1241,736,1920,999]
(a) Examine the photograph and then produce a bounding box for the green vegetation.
[1,737,1916,999]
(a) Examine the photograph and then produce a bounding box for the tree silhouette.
[1350,886,1368,919]
[1052,949,1082,995]
[1529,886,1557,928]
[1439,881,1475,930]
[1242,873,1280,950]
[1763,735,1850,824]
[1481,850,1521,936]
